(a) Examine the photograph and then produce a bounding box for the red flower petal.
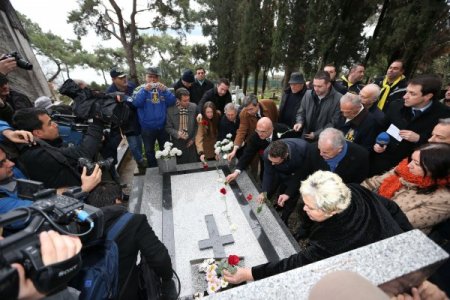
[228,255,240,266]
[246,194,253,201]
[203,164,209,170]
[219,187,227,195]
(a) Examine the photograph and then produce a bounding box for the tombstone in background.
[231,85,244,106]
[213,229,449,299]
[131,161,299,298]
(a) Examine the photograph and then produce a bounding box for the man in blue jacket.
[133,67,176,167]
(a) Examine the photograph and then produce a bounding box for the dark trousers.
[101,127,122,165]
[141,128,168,167]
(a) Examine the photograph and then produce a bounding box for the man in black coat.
[373,60,407,113]
[172,69,201,104]
[193,66,214,100]
[278,72,307,136]
[226,117,287,183]
[336,92,379,151]
[0,73,32,112]
[87,182,176,299]
[370,74,450,175]
[196,78,232,116]
[218,102,240,141]
[13,108,104,188]
[304,127,370,184]
[260,139,309,223]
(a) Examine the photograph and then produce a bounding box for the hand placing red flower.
[228,255,240,266]
[246,194,253,201]
[219,187,227,195]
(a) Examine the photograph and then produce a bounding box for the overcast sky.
[10,0,207,84]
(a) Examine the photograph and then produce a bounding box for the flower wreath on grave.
[194,255,241,297]
[155,141,182,160]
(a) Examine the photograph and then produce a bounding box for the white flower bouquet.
[155,141,182,160]
[214,133,234,160]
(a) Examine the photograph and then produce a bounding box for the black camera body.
[0,188,104,295]
[0,51,33,70]
[78,157,114,175]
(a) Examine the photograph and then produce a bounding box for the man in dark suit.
[305,127,370,184]
[336,92,379,151]
[226,117,286,183]
[218,102,240,141]
[259,139,309,224]
[370,74,450,175]
[278,72,307,136]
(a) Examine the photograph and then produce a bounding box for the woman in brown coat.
[195,101,220,161]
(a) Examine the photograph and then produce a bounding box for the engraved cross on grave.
[136,162,300,298]
[198,214,234,258]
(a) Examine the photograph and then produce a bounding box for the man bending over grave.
[223,171,412,284]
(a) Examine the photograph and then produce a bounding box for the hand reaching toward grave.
[222,267,253,284]
[277,194,290,207]
[226,171,239,183]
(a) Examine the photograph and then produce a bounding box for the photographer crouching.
[11,108,104,189]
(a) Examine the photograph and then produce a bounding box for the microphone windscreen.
[376,132,390,145]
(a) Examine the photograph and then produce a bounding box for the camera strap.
[33,139,81,179]
[30,251,82,295]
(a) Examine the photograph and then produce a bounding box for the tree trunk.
[253,67,260,95]
[364,0,390,66]
[48,61,61,83]
[243,72,249,95]
[261,68,268,96]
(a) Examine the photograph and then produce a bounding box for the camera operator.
[87,182,177,300]
[1,230,82,300]
[0,145,102,215]
[0,73,33,112]
[11,108,104,189]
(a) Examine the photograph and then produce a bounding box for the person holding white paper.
[369,74,450,176]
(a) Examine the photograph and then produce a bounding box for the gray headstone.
[212,229,449,300]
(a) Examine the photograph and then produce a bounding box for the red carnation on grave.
[202,163,209,170]
[228,255,240,266]
[219,187,227,195]
[246,194,253,201]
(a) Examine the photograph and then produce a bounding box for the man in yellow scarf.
[373,60,408,112]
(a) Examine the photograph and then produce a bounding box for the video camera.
[51,113,89,146]
[0,51,33,70]
[0,185,104,296]
[59,79,130,126]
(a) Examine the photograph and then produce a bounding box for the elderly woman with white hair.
[223,170,412,284]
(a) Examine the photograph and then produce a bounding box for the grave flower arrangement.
[196,255,241,296]
[214,133,234,160]
[155,141,182,160]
